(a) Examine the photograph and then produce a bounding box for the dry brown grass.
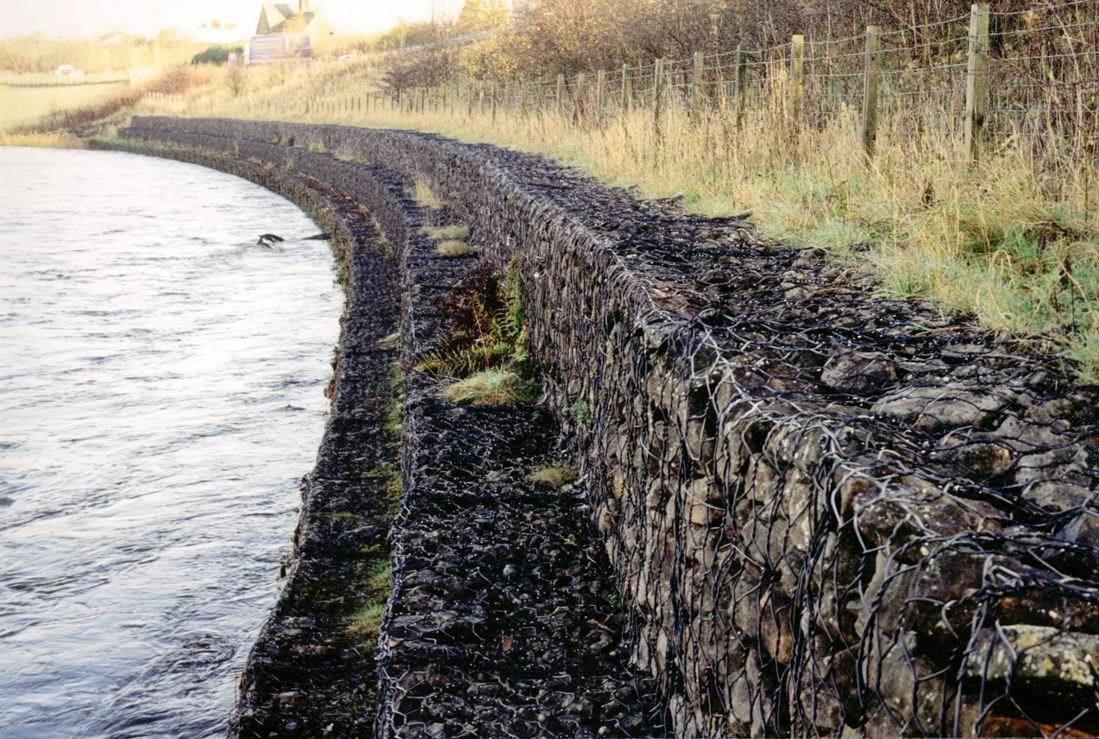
[0,130,84,148]
[0,82,130,130]
[122,57,1099,379]
[12,66,206,135]
[436,239,478,257]
[526,464,579,489]
[422,224,470,240]
[0,35,205,75]
[411,177,446,210]
[441,369,538,405]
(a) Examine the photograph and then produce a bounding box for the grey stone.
[853,480,1006,553]
[1015,444,1090,487]
[871,383,1010,431]
[820,350,897,394]
[1057,511,1099,548]
[1020,481,1093,512]
[861,632,949,735]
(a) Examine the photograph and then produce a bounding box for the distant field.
[0,82,127,129]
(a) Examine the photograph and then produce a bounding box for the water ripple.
[0,146,341,737]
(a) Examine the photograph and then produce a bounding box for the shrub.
[417,260,530,378]
[190,46,243,66]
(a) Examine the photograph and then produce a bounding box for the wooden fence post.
[556,74,565,115]
[691,50,704,115]
[653,58,665,131]
[491,81,498,123]
[861,25,882,158]
[596,69,606,121]
[734,46,748,127]
[790,34,805,126]
[964,3,991,163]
[576,72,587,123]
[621,64,630,111]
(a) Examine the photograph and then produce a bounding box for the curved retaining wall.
[117,117,1098,737]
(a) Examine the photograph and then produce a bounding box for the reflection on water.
[0,147,342,737]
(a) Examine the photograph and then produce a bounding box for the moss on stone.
[570,399,592,427]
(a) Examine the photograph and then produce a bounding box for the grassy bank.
[132,60,1099,379]
[10,50,1095,379]
[0,81,129,129]
[4,65,211,139]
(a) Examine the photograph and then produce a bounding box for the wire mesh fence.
[344,1,1097,175]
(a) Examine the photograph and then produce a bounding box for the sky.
[0,0,465,38]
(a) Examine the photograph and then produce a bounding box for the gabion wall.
[120,117,1099,737]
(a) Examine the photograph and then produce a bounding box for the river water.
[0,147,342,737]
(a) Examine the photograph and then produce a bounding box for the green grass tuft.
[345,558,393,644]
[365,560,392,592]
[570,399,592,427]
[384,401,403,437]
[321,511,361,520]
[346,602,385,642]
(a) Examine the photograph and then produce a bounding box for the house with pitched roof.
[246,1,332,64]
